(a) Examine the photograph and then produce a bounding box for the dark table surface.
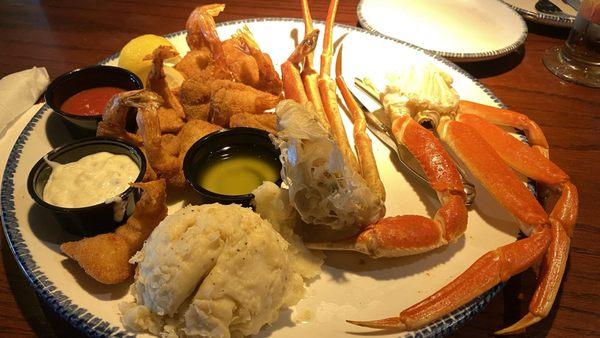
[0,1,598,337]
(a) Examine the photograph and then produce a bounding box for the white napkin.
[0,67,50,136]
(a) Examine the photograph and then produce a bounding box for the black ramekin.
[45,65,143,130]
[27,137,146,236]
[183,127,282,207]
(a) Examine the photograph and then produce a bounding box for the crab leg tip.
[494,313,543,335]
[347,317,405,329]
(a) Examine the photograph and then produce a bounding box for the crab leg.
[281,30,319,104]
[459,100,550,157]
[349,226,551,330]
[496,219,570,334]
[307,111,468,257]
[456,112,578,234]
[300,0,329,131]
[318,0,359,171]
[452,111,578,333]
[349,118,554,330]
[335,47,385,202]
[349,115,468,257]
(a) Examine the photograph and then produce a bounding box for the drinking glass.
[542,0,600,87]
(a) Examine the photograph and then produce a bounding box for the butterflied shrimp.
[176,4,227,79]
[60,180,167,284]
[179,64,226,121]
[144,46,186,133]
[136,99,182,186]
[222,38,260,87]
[231,26,283,95]
[209,79,280,126]
[185,3,232,77]
[175,49,212,79]
[97,90,162,146]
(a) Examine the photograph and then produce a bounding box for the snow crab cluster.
[271,0,578,334]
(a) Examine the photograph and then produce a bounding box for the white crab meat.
[273,100,384,235]
[381,62,460,117]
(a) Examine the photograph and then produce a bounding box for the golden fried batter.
[60,180,168,284]
[229,113,277,135]
[209,79,280,126]
[178,119,222,158]
[174,49,213,79]
[223,38,260,86]
[179,72,213,121]
[161,133,180,157]
[145,46,186,133]
[230,26,283,95]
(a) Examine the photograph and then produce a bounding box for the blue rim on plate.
[2,18,522,338]
[356,0,529,62]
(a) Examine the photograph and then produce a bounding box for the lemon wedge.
[118,34,183,87]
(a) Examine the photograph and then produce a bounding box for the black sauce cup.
[45,65,143,130]
[183,128,282,207]
[27,137,146,237]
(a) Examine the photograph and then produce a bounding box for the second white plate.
[357,0,528,61]
[502,0,576,27]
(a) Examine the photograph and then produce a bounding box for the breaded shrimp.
[144,46,186,133]
[231,26,283,95]
[174,49,212,79]
[136,102,182,186]
[229,113,277,135]
[209,79,280,126]
[60,180,168,284]
[179,64,226,121]
[97,90,162,147]
[178,119,222,159]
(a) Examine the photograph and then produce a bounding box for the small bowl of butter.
[183,127,282,206]
[27,137,146,236]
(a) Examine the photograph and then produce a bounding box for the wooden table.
[0,1,598,337]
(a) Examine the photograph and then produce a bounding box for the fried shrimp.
[178,119,222,158]
[60,180,168,285]
[179,65,223,121]
[229,113,277,134]
[231,26,283,95]
[144,46,186,133]
[209,79,280,126]
[136,103,182,186]
[97,90,162,147]
[174,49,212,79]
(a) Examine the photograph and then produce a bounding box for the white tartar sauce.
[43,152,140,208]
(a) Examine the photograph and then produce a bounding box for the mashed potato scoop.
[121,203,321,337]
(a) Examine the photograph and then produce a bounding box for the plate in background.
[502,0,576,27]
[357,0,528,61]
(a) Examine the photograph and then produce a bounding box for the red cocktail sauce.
[60,87,125,116]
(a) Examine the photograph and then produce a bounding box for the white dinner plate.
[502,0,576,27]
[357,0,528,61]
[1,18,524,337]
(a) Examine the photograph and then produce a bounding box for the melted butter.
[43,152,139,208]
[198,154,280,196]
